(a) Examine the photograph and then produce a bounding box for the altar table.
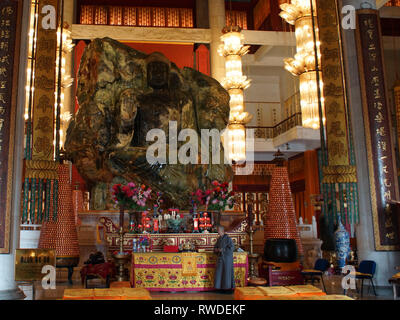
[131,252,248,291]
[98,216,247,255]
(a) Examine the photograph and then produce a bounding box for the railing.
[247,112,303,140]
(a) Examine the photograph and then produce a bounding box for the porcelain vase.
[334,219,350,268]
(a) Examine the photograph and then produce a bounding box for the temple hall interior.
[0,0,400,302]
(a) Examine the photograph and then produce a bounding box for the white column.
[341,0,400,287]
[0,0,29,300]
[208,0,225,84]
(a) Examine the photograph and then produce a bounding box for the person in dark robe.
[214,225,235,293]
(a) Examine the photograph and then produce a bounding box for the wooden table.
[131,252,248,291]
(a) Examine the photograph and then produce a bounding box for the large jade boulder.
[65,38,233,209]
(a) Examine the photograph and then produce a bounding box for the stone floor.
[25,275,395,300]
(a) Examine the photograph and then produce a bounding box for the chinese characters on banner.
[356,10,400,250]
[32,0,58,161]
[0,0,19,254]
[317,0,352,168]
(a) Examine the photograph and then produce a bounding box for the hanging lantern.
[226,123,246,162]
[219,26,252,162]
[280,0,325,129]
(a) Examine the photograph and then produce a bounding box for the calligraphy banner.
[316,0,356,182]
[32,0,58,161]
[356,9,400,250]
[0,0,21,253]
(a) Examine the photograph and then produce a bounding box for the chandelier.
[55,24,74,155]
[219,25,252,162]
[280,0,325,130]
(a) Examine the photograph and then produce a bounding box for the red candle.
[154,219,159,232]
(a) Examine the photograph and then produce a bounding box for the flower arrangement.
[190,189,205,210]
[205,181,235,211]
[191,181,235,212]
[111,182,152,211]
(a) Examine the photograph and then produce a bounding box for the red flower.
[212,180,219,186]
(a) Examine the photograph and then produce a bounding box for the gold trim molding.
[322,165,357,183]
[25,160,58,180]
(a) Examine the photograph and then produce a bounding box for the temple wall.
[341,0,400,286]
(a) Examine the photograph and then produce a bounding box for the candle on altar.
[119,206,124,230]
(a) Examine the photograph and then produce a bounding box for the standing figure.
[214,225,235,293]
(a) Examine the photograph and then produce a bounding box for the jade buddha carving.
[65,38,233,209]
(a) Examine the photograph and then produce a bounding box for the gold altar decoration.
[181,252,198,276]
[219,25,252,162]
[131,252,248,291]
[280,0,325,130]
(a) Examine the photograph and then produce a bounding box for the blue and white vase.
[334,218,350,268]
